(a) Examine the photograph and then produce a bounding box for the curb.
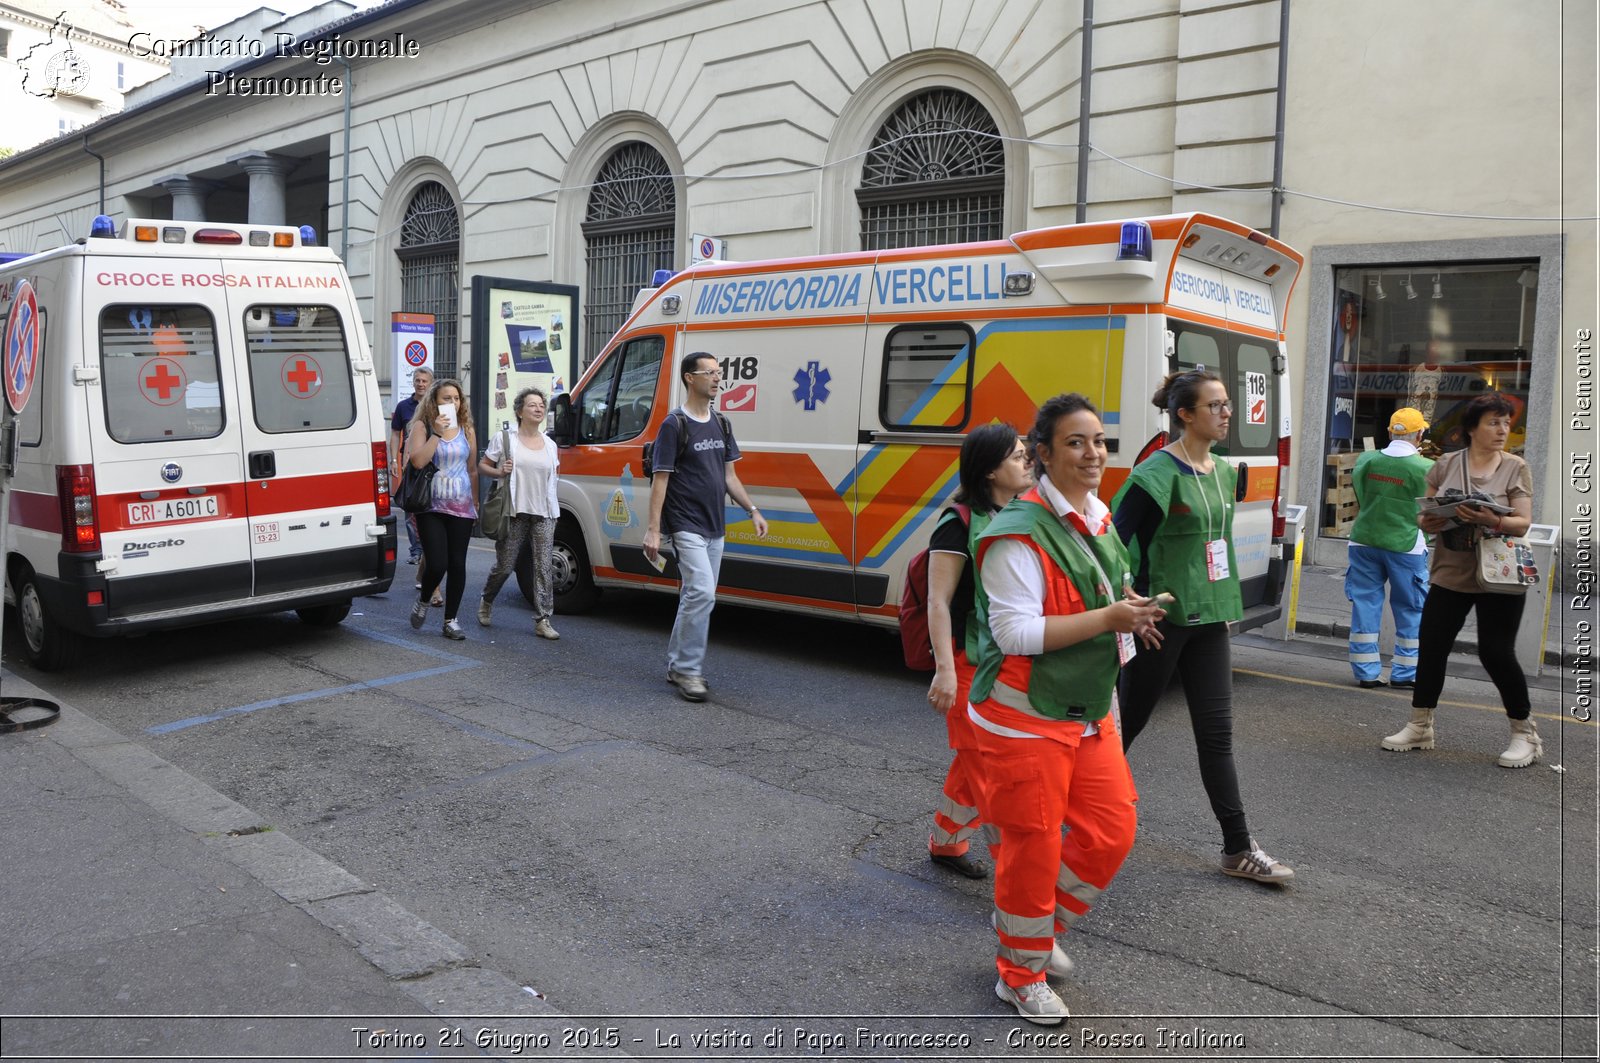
[1292,619,1578,669]
[4,673,565,1024]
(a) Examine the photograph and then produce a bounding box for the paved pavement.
[0,560,1587,1061]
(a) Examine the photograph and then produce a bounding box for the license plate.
[127,494,219,525]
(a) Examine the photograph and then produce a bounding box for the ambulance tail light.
[133,225,159,243]
[1272,435,1291,539]
[56,464,100,553]
[1134,431,1167,467]
[372,443,392,518]
[193,228,243,245]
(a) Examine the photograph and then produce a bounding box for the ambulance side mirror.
[1235,463,1249,502]
[550,393,575,446]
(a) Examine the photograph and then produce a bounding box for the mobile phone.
[438,402,457,429]
[1150,592,1175,607]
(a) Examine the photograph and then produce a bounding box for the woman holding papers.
[1383,392,1537,767]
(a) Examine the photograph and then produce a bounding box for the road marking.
[145,625,478,735]
[1234,668,1593,728]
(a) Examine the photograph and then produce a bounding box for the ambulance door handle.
[248,451,277,479]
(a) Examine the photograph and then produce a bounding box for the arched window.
[858,89,1005,251]
[583,143,675,365]
[397,181,461,378]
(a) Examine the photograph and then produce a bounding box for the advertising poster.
[469,278,579,437]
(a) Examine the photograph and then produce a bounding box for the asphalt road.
[6,540,1596,1060]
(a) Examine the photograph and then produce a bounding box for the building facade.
[0,0,1591,549]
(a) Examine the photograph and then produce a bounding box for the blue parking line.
[144,623,479,735]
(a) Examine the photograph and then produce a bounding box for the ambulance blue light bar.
[651,269,674,286]
[1117,221,1153,262]
[300,225,317,246]
[90,215,116,238]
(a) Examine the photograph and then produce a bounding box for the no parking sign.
[391,312,435,395]
[3,280,40,414]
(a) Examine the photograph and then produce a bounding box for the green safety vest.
[1350,449,1433,553]
[969,498,1129,722]
[1111,451,1243,627]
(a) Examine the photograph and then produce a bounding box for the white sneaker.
[1221,838,1295,883]
[995,978,1068,1025]
[992,911,1072,977]
[535,617,560,640]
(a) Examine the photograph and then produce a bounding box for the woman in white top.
[477,387,562,639]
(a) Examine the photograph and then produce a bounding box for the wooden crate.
[1325,484,1356,505]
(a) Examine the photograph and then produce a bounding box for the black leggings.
[1412,584,1530,719]
[1119,620,1250,854]
[416,512,474,621]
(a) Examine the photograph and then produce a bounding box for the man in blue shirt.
[643,352,768,701]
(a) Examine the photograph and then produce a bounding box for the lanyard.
[1175,441,1228,540]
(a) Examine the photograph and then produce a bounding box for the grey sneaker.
[1221,839,1295,883]
[995,978,1068,1025]
[409,599,428,629]
[477,598,492,627]
[670,671,707,702]
[534,617,560,640]
[442,618,466,640]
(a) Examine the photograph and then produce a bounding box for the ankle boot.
[1497,717,1542,768]
[1381,708,1435,751]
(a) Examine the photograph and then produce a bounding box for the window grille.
[398,181,461,379]
[583,143,676,365]
[858,89,1005,251]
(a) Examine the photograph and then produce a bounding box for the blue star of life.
[792,361,831,410]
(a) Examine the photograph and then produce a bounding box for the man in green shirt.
[1347,407,1434,689]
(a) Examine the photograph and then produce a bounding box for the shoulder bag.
[397,426,438,514]
[480,427,514,540]
[1455,451,1537,594]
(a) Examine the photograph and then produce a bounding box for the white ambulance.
[546,213,1301,635]
[0,216,397,670]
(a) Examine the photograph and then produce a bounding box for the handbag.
[480,427,514,540]
[1450,451,1537,594]
[396,425,437,514]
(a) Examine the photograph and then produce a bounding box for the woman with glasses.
[1110,369,1295,885]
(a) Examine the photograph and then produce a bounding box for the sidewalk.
[0,673,558,1061]
[1285,560,1584,671]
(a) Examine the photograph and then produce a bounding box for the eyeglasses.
[1193,400,1233,415]
[688,369,722,378]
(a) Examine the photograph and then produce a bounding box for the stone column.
[157,175,217,221]
[228,152,298,226]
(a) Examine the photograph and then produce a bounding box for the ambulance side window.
[879,324,973,431]
[99,305,224,443]
[243,305,356,431]
[576,335,665,443]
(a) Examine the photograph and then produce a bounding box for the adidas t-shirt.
[655,408,741,538]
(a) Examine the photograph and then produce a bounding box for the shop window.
[1323,262,1538,538]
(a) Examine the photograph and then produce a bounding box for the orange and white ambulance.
[547,213,1302,636]
[0,216,396,669]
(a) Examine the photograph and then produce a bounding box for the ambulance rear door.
[85,266,255,613]
[222,288,381,598]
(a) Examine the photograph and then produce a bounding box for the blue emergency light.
[299,225,317,246]
[651,269,673,286]
[1117,221,1153,262]
[90,215,116,238]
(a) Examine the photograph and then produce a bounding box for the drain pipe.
[81,134,106,215]
[334,55,353,260]
[1075,0,1093,223]
[1269,0,1290,237]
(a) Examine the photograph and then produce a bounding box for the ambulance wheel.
[548,516,598,614]
[296,602,351,627]
[16,569,81,672]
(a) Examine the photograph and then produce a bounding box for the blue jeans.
[403,511,422,561]
[667,531,724,677]
[1345,543,1430,682]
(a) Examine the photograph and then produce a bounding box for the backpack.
[643,409,732,478]
[898,504,971,671]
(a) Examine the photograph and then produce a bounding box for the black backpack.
[642,409,731,478]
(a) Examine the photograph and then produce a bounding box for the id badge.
[1205,539,1231,582]
[1117,631,1136,667]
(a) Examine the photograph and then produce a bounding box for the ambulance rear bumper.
[37,547,395,637]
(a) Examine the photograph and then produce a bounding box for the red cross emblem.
[141,358,186,406]
[281,355,322,398]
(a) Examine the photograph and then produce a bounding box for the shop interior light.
[1404,275,1418,300]
[1373,276,1387,301]
[1516,268,1538,289]
[1432,273,1443,300]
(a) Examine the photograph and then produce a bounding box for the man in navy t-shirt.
[643,352,769,701]
[390,367,432,563]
